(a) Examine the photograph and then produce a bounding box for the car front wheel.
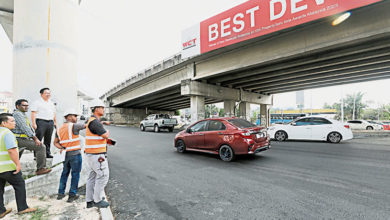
[176,140,186,153]
[275,131,287,141]
[328,132,342,143]
[219,145,235,162]
[366,126,373,130]
[154,125,160,133]
[140,124,145,131]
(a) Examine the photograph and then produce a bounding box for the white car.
[367,121,384,130]
[268,116,353,143]
[346,120,381,130]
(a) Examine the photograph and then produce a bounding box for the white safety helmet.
[90,99,105,109]
[63,108,79,118]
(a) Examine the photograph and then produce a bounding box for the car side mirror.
[186,128,192,133]
[291,122,296,126]
[144,118,148,121]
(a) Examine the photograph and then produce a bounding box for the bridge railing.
[101,52,187,99]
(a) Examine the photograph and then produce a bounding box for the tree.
[344,92,367,120]
[218,108,225,117]
[324,92,367,121]
[205,104,219,118]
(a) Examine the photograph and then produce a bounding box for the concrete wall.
[105,107,175,125]
[4,153,90,206]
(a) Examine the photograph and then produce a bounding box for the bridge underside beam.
[181,80,272,105]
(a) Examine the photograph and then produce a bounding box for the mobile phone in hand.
[107,139,116,146]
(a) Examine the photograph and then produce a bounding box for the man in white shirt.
[31,88,57,158]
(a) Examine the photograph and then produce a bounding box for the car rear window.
[227,119,256,128]
[157,114,171,119]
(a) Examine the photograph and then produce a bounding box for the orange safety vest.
[85,117,107,154]
[58,123,81,152]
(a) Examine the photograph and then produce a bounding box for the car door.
[311,118,333,140]
[203,120,227,151]
[288,118,312,140]
[347,120,357,130]
[145,115,153,127]
[184,120,208,149]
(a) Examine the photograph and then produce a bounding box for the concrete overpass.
[101,0,390,125]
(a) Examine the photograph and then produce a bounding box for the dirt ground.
[3,186,100,220]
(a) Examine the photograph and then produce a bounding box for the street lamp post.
[352,93,356,120]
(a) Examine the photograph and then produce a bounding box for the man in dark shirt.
[85,100,111,209]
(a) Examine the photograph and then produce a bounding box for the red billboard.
[197,0,382,54]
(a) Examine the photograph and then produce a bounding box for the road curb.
[352,130,390,138]
[100,190,114,220]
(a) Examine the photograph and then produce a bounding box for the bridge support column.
[13,0,79,120]
[224,100,235,117]
[260,104,270,127]
[190,96,205,123]
[239,102,251,122]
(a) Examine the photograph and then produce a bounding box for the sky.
[1,0,390,110]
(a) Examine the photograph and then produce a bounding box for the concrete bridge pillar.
[13,0,79,121]
[190,96,205,123]
[239,102,251,122]
[260,104,270,127]
[223,100,235,117]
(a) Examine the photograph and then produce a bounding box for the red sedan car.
[174,117,270,161]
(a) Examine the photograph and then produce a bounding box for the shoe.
[94,200,109,208]
[67,194,79,203]
[18,207,37,214]
[57,194,66,200]
[86,201,95,208]
[0,208,12,218]
[46,154,53,158]
[36,168,52,175]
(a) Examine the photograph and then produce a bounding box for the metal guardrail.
[100,52,187,100]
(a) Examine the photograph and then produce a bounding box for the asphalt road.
[105,126,390,220]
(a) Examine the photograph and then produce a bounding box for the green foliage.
[205,104,219,118]
[343,92,367,120]
[175,110,180,116]
[24,207,50,220]
[218,108,225,117]
[324,92,390,121]
[362,105,390,120]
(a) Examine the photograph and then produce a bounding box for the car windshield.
[228,119,256,128]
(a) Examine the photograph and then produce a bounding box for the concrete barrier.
[352,130,390,138]
[4,136,90,205]
[3,153,90,206]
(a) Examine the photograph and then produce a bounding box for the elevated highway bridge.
[101,0,389,125]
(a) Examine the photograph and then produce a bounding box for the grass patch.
[24,207,51,220]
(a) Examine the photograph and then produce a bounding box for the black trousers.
[35,119,54,156]
[0,171,28,212]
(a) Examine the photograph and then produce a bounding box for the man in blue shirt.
[0,113,36,217]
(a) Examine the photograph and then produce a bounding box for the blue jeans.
[58,153,82,196]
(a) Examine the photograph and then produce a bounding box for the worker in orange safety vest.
[54,109,85,203]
